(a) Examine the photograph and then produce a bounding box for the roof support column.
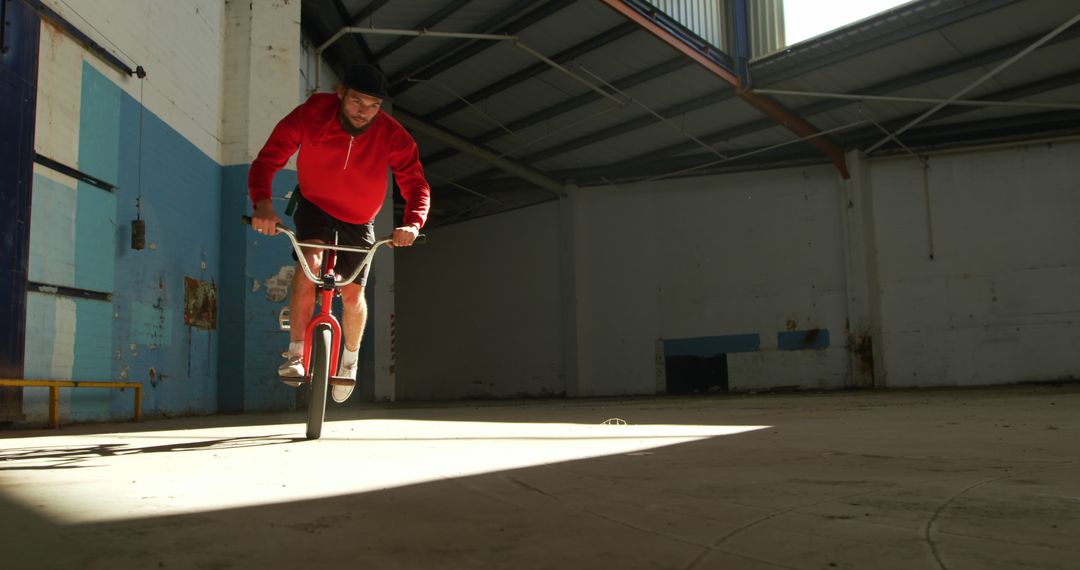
[732,0,751,86]
[839,151,884,388]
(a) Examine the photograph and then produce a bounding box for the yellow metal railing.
[0,379,142,428]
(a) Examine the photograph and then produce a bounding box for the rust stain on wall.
[184,276,217,329]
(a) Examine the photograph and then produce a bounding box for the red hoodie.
[248,93,430,229]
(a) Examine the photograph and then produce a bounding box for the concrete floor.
[1,385,1078,570]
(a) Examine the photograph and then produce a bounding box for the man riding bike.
[248,65,430,403]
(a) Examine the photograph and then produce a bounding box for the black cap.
[342,65,391,100]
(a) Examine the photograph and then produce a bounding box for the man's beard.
[338,106,371,136]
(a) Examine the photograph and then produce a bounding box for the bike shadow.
[0,434,305,471]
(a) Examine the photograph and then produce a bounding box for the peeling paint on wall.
[183,276,217,329]
[263,265,295,303]
[131,299,171,347]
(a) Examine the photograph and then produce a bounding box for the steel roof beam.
[349,0,393,26]
[753,89,1080,111]
[520,90,736,164]
[599,0,850,178]
[865,10,1080,154]
[614,67,1080,175]
[536,109,1080,185]
[373,0,473,62]
[427,86,738,183]
[388,0,576,96]
[422,56,692,166]
[331,0,378,65]
[321,27,624,104]
[395,110,565,196]
[421,22,639,122]
[753,0,1023,86]
[600,0,738,83]
[855,68,1080,150]
[521,33,1080,173]
[431,15,1080,173]
[844,109,1080,152]
[538,71,1080,185]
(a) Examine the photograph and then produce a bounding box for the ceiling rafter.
[349,0,393,27]
[388,0,576,97]
[302,0,1080,226]
[597,0,850,179]
[753,0,1024,87]
[420,22,639,123]
[422,56,692,167]
[330,0,378,67]
[451,15,1080,185]
[373,0,473,62]
[542,70,1080,185]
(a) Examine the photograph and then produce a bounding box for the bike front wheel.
[306,324,332,440]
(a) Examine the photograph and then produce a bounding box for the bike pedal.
[277,306,290,331]
[329,376,356,387]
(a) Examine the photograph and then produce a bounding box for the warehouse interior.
[1,0,1078,568]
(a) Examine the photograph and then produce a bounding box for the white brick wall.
[222,0,302,166]
[36,0,303,166]
[39,0,225,161]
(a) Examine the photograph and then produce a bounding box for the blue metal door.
[0,0,40,420]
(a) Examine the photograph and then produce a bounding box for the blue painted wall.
[23,61,377,423]
[220,165,299,413]
[778,329,830,351]
[23,62,222,422]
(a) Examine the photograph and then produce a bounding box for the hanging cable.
[131,66,147,250]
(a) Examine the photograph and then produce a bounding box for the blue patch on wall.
[778,329,830,350]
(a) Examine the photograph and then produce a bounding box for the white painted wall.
[564,166,851,395]
[39,0,225,162]
[396,203,565,400]
[871,141,1080,387]
[397,140,1080,399]
[37,0,304,167]
[222,0,302,166]
[398,165,850,399]
[300,33,340,99]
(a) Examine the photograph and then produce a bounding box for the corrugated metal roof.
[300,0,1080,224]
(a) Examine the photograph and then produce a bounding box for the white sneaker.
[332,362,357,403]
[278,352,304,387]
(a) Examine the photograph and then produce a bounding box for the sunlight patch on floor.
[0,419,769,524]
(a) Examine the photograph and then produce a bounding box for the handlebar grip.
[242,215,288,234]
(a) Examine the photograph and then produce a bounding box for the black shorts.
[292,191,376,286]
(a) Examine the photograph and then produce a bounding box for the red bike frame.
[242,214,423,439]
[301,248,343,382]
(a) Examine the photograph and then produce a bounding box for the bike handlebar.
[241,215,426,287]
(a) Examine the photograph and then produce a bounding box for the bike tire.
[306,324,332,440]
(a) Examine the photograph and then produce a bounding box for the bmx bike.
[242,215,424,440]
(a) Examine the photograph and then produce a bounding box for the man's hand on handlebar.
[252,199,282,235]
[391,225,419,247]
